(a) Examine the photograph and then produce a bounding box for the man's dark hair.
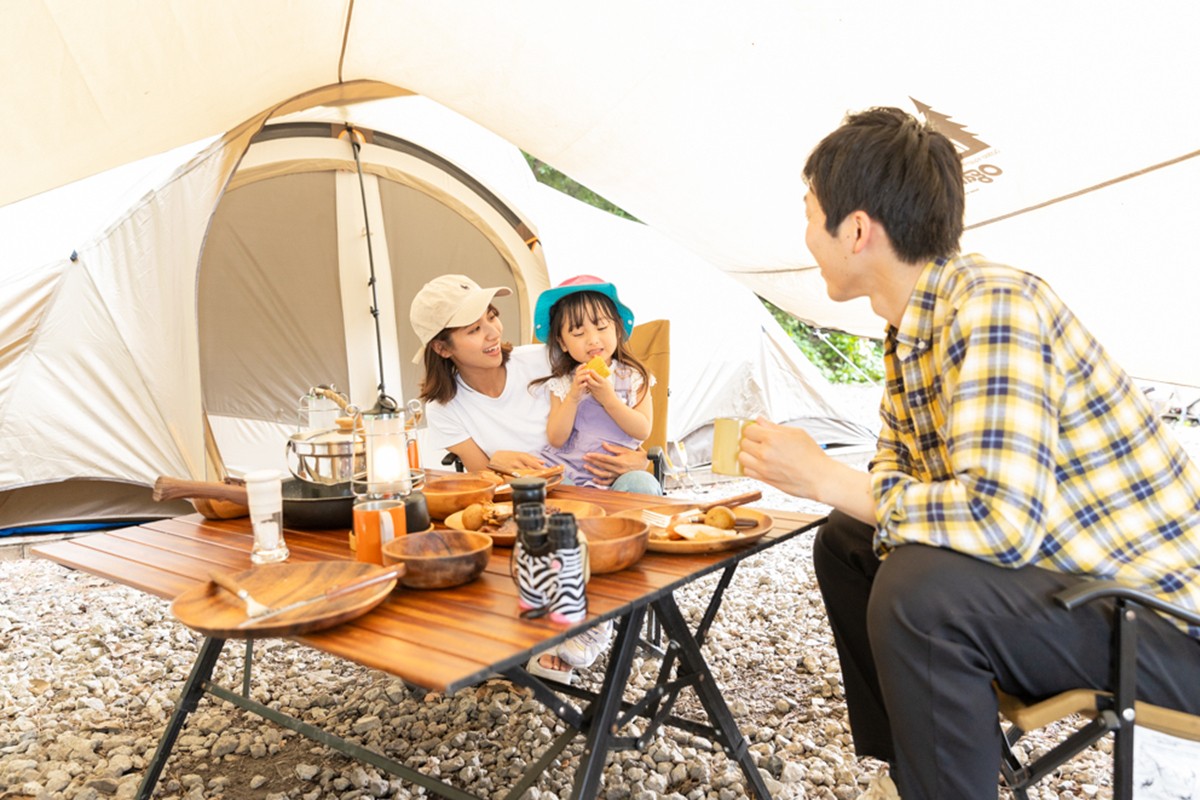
[803,107,964,264]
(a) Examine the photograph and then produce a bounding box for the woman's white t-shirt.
[425,344,552,457]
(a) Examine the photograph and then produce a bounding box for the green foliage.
[523,153,883,384]
[523,153,639,222]
[762,298,884,384]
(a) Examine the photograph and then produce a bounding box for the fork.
[640,507,683,528]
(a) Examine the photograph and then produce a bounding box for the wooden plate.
[443,499,606,546]
[614,506,774,553]
[171,561,398,639]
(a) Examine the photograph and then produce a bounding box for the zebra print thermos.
[547,513,588,623]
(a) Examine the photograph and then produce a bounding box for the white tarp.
[3,1,1199,386]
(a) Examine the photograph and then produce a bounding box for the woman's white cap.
[409,275,512,363]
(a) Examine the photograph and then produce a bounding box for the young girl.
[531,276,656,491]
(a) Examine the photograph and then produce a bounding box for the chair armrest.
[440,452,466,472]
[1055,580,1200,628]
[647,445,666,488]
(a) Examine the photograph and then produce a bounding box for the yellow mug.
[351,499,406,565]
[711,417,755,476]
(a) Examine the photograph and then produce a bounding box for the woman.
[411,273,659,493]
[410,274,660,684]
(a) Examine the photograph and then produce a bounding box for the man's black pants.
[812,510,1200,799]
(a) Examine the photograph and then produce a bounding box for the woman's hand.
[487,451,547,475]
[582,443,649,486]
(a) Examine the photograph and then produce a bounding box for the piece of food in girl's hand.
[585,355,610,378]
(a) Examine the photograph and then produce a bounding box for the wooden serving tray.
[442,498,605,546]
[613,506,774,554]
[171,561,398,639]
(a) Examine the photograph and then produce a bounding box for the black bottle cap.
[510,476,548,508]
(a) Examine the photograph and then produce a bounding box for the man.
[739,107,1200,799]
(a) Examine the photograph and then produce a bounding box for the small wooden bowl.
[578,517,649,574]
[422,476,497,520]
[381,530,493,589]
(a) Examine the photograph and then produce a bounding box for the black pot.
[282,480,431,533]
[282,478,355,529]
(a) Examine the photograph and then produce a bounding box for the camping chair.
[997,580,1200,799]
[440,319,670,488]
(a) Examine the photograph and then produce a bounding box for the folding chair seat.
[997,580,1200,799]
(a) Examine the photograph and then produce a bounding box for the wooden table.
[34,483,823,800]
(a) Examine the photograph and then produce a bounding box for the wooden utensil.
[696,490,762,512]
[155,476,248,504]
[154,476,250,519]
[154,475,355,528]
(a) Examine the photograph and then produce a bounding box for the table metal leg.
[652,595,772,799]
[639,566,738,741]
[569,605,646,800]
[137,637,227,800]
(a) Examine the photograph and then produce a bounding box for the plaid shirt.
[871,254,1200,636]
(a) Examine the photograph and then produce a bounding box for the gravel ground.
[0,517,1113,800]
[6,391,1197,800]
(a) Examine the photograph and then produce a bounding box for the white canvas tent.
[3,0,1199,527]
[0,95,864,530]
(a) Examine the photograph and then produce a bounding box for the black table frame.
[136,520,820,799]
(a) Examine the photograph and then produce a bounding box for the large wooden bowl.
[422,476,497,520]
[381,530,493,589]
[578,517,649,574]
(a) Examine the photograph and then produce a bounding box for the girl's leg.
[610,469,663,495]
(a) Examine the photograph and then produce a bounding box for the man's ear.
[847,210,872,255]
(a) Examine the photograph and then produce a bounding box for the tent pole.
[345,124,394,410]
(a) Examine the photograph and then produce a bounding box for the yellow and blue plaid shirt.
[872,254,1200,636]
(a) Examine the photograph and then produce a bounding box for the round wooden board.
[614,506,774,554]
[171,561,398,639]
[443,498,606,546]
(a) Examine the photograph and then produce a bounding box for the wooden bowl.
[578,517,649,574]
[381,530,493,589]
[421,476,497,520]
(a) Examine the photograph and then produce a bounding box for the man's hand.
[738,418,828,498]
[740,418,875,523]
[582,442,649,486]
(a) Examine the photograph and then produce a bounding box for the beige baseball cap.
[410,274,513,363]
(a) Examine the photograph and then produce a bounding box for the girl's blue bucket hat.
[533,275,635,343]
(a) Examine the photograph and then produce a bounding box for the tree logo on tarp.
[910,98,1002,193]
